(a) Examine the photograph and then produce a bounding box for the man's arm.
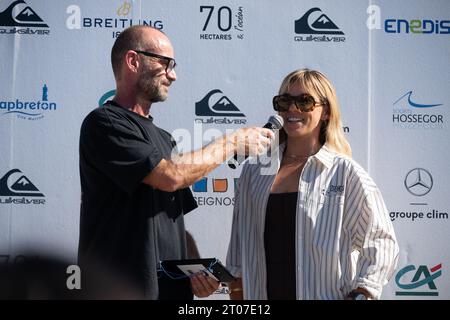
[143,127,273,192]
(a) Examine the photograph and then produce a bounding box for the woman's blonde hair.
[278,68,352,157]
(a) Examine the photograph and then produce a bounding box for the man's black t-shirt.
[78,101,197,299]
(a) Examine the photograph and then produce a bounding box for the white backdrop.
[0,0,448,299]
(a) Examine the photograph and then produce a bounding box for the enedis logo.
[195,89,246,125]
[192,177,238,206]
[367,5,450,34]
[392,90,444,130]
[0,0,49,35]
[395,264,442,297]
[66,1,164,38]
[294,7,345,42]
[0,169,45,205]
[0,84,57,120]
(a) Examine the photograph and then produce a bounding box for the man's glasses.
[134,50,177,74]
[272,93,325,112]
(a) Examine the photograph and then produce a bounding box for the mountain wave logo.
[0,169,44,197]
[195,89,245,117]
[295,7,344,35]
[0,0,49,28]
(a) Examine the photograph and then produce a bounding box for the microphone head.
[267,114,284,130]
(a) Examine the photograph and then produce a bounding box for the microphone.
[228,115,284,169]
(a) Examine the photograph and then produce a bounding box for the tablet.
[159,258,236,283]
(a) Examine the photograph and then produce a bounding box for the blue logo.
[385,19,450,34]
[193,177,208,192]
[395,264,442,296]
[394,91,442,109]
[392,91,444,129]
[0,84,58,120]
[99,89,116,107]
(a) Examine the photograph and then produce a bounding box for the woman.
[226,69,399,300]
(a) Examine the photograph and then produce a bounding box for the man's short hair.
[110,26,163,79]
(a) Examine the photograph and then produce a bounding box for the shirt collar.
[312,144,335,169]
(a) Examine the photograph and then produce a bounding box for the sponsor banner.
[0,0,49,35]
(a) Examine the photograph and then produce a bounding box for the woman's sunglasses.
[272,93,325,112]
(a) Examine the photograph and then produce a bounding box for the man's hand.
[190,273,220,298]
[232,127,274,158]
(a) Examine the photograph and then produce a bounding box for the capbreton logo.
[0,84,58,120]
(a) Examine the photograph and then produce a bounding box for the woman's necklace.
[282,147,319,166]
[282,153,310,166]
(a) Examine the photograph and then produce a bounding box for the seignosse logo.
[0,169,45,205]
[0,84,58,120]
[192,177,237,207]
[0,0,49,35]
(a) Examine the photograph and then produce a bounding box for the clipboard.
[159,258,236,283]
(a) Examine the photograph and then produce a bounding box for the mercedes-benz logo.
[404,168,433,196]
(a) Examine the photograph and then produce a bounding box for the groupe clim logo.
[192,177,237,207]
[367,5,450,35]
[294,7,345,42]
[0,84,58,120]
[404,168,433,197]
[395,263,442,297]
[0,169,45,205]
[195,89,246,125]
[389,167,448,222]
[0,0,49,35]
[66,1,164,38]
[392,90,444,130]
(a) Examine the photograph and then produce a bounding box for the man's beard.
[137,70,168,103]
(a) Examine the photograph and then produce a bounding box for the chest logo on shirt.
[324,184,344,196]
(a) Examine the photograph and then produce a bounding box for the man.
[78,25,273,299]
